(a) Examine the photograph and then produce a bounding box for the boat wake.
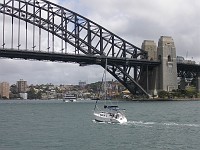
[123,121,200,128]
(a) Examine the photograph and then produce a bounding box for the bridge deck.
[0,49,160,67]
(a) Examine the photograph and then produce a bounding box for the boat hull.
[94,112,127,124]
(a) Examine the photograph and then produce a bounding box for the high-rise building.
[0,82,10,99]
[79,81,86,88]
[17,79,27,93]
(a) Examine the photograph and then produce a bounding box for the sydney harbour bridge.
[0,0,200,98]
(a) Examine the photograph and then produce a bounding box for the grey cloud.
[80,0,200,58]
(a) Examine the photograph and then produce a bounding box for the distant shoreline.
[129,98,200,101]
[1,98,200,101]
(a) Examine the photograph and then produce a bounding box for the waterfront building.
[79,81,86,88]
[0,82,10,99]
[17,79,27,93]
[19,93,28,99]
[16,79,28,99]
[46,90,57,99]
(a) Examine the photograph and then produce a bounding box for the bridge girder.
[177,63,200,78]
[0,0,158,97]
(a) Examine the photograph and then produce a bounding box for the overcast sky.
[0,0,200,85]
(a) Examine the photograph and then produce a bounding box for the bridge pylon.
[196,74,200,92]
[141,36,178,96]
[140,40,158,96]
[157,36,178,92]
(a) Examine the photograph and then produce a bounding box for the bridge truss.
[0,0,159,97]
[177,63,200,78]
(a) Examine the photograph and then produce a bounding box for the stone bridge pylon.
[140,36,178,96]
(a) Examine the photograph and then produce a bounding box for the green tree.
[158,91,169,99]
[27,87,37,99]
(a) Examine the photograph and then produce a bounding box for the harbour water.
[0,100,200,150]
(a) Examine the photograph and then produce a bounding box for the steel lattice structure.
[0,0,160,97]
[177,63,200,78]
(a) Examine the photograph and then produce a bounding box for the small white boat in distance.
[63,94,77,102]
[94,105,127,124]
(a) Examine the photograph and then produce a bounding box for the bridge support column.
[157,36,178,92]
[140,40,158,96]
[179,77,186,90]
[196,75,200,92]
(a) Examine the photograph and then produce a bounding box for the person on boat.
[115,113,119,119]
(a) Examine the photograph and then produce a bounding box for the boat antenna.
[94,59,107,110]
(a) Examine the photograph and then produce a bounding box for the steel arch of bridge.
[0,0,158,97]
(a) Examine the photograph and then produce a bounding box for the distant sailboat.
[93,58,127,123]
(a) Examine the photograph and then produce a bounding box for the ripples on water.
[0,100,200,150]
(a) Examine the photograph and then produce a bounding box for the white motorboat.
[63,94,77,102]
[93,58,127,124]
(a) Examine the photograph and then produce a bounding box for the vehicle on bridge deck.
[63,94,77,102]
